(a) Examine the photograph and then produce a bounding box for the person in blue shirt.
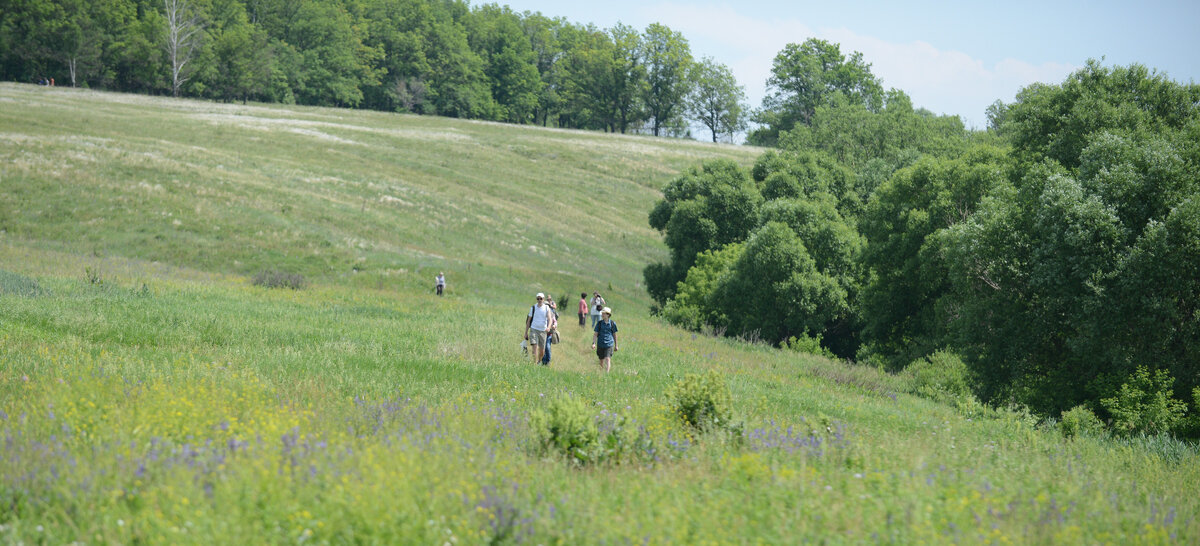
[591,307,618,373]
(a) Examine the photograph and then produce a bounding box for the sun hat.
[602,307,612,315]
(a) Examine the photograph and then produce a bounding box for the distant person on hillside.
[590,292,606,327]
[591,307,618,373]
[435,272,446,296]
[578,293,588,327]
[525,292,553,365]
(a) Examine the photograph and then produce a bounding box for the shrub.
[251,269,307,290]
[530,397,647,466]
[1100,366,1188,436]
[1059,405,1106,439]
[785,332,836,359]
[906,350,973,404]
[954,395,989,420]
[666,370,737,434]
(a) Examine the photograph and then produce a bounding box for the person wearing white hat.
[525,292,554,365]
[591,306,618,373]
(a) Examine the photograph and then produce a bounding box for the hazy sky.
[498,0,1200,132]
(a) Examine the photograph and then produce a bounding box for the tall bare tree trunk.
[164,0,203,97]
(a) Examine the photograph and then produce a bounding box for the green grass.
[2,83,1198,544]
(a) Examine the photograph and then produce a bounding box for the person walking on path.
[541,308,558,366]
[590,292,606,327]
[577,293,588,326]
[591,307,618,373]
[542,297,559,366]
[525,293,554,365]
[435,272,446,296]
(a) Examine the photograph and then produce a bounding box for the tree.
[779,89,969,170]
[1003,60,1200,171]
[607,22,645,133]
[206,0,269,102]
[645,159,761,304]
[163,0,205,97]
[660,243,742,331]
[713,222,846,345]
[54,0,105,87]
[518,11,569,126]
[465,4,541,123]
[687,57,747,143]
[858,147,1008,369]
[940,76,1199,414]
[639,22,692,137]
[559,22,645,132]
[750,38,883,146]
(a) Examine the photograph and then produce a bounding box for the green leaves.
[751,38,884,146]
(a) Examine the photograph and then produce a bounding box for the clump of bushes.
[785,333,836,359]
[251,269,307,290]
[1059,405,1106,439]
[530,397,647,466]
[1100,366,1188,436]
[905,350,973,404]
[666,370,739,435]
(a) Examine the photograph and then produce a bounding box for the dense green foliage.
[651,52,1200,436]
[941,63,1200,420]
[0,0,748,136]
[749,38,884,146]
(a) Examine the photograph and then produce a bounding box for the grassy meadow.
[2,82,1199,544]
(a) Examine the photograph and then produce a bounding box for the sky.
[497,0,1200,134]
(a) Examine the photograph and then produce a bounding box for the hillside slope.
[2,83,1198,544]
[0,82,759,307]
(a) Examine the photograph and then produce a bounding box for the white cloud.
[639,2,1077,129]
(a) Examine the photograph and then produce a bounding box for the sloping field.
[0,83,758,308]
[1,83,1197,544]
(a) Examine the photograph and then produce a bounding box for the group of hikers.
[433,273,619,373]
[524,291,617,372]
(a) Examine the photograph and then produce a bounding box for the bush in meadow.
[251,269,308,290]
[906,350,973,404]
[530,397,648,466]
[785,332,837,359]
[1059,404,1106,439]
[666,370,738,435]
[1100,366,1188,436]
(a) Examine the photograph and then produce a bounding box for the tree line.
[649,41,1200,437]
[0,0,749,141]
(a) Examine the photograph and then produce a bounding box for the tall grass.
[1,85,1197,543]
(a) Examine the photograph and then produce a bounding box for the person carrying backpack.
[524,293,554,365]
[591,307,618,373]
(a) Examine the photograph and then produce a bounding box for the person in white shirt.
[589,292,606,327]
[435,272,446,295]
[525,292,554,364]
